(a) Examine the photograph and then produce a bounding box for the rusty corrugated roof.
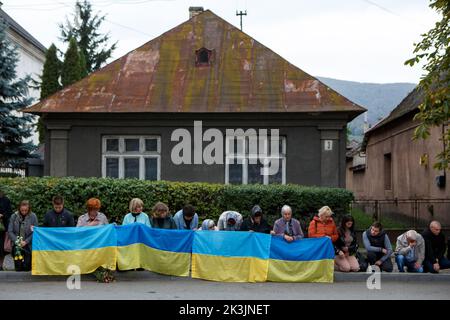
[24,10,366,114]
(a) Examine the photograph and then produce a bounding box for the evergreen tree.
[79,50,88,78]
[40,44,61,99]
[61,38,82,87]
[38,43,61,143]
[59,0,117,73]
[0,18,35,166]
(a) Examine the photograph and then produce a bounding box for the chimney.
[189,7,204,19]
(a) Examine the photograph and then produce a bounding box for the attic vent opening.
[195,47,213,67]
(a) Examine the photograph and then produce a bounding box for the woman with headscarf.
[271,205,304,242]
[199,219,218,231]
[217,211,243,231]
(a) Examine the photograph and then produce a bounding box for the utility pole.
[236,10,247,31]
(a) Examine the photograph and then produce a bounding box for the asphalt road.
[0,272,449,300]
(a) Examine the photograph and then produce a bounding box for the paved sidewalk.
[1,270,450,282]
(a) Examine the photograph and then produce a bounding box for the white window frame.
[102,136,161,180]
[225,136,286,185]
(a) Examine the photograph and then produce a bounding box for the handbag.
[4,234,12,253]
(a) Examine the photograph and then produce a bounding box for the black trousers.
[367,251,393,272]
[13,245,32,272]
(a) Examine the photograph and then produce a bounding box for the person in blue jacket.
[174,204,198,230]
[122,198,151,227]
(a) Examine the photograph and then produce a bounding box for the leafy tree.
[59,0,117,73]
[38,44,61,143]
[61,38,82,87]
[0,18,35,166]
[405,0,450,169]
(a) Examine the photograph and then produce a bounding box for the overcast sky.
[2,0,439,84]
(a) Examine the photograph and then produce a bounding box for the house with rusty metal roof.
[346,86,449,226]
[24,7,365,186]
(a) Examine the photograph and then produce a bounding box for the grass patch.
[351,208,409,230]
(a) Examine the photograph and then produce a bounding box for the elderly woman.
[199,219,218,231]
[122,198,151,227]
[308,206,338,242]
[76,198,109,227]
[150,202,177,229]
[334,215,360,272]
[8,200,38,271]
[217,211,243,231]
[271,205,304,242]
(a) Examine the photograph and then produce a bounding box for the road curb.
[1,271,450,283]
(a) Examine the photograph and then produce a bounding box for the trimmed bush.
[0,177,354,226]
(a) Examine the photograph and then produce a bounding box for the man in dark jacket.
[43,195,75,227]
[240,205,271,234]
[362,222,393,272]
[421,220,450,273]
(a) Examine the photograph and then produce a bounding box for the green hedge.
[0,177,354,226]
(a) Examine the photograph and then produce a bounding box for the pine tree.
[59,0,117,73]
[0,18,35,167]
[61,38,82,87]
[40,44,61,99]
[79,50,88,78]
[38,43,61,143]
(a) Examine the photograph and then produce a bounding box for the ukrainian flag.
[32,225,117,275]
[116,224,193,277]
[267,236,335,283]
[191,231,271,282]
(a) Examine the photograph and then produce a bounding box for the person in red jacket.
[308,206,339,243]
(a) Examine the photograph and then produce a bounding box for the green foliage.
[40,44,62,100]
[38,43,62,144]
[61,38,82,87]
[79,50,88,78]
[405,0,450,170]
[350,208,409,230]
[0,18,35,166]
[0,177,354,227]
[59,0,117,73]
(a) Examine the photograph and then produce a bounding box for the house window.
[102,136,161,180]
[225,136,286,185]
[195,47,213,66]
[384,153,392,190]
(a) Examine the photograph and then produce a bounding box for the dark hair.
[338,215,355,235]
[183,204,195,218]
[52,195,64,205]
[371,221,383,230]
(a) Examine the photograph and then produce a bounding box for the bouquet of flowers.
[93,266,115,283]
[14,236,24,262]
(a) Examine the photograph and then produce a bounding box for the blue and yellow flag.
[191,231,271,282]
[267,236,335,283]
[32,224,335,283]
[32,224,117,275]
[116,224,193,277]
